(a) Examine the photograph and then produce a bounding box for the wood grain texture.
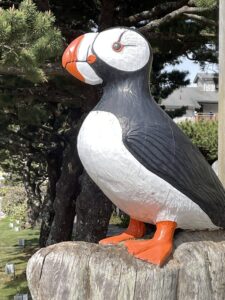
[27,230,225,300]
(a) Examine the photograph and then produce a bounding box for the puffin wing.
[123,122,225,228]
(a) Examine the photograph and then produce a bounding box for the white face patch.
[76,33,98,62]
[76,62,103,85]
[75,33,102,85]
[93,28,150,72]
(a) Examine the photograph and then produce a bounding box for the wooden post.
[218,0,225,186]
[27,234,225,300]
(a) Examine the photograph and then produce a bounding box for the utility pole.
[218,0,225,187]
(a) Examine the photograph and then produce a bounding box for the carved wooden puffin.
[62,27,225,266]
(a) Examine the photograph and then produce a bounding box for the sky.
[164,57,218,86]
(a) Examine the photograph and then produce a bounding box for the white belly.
[77,111,218,230]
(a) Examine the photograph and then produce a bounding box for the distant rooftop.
[161,72,219,110]
[161,87,218,109]
[193,73,218,83]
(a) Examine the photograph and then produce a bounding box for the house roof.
[161,87,218,109]
[193,73,218,83]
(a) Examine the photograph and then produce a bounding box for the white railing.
[195,113,218,121]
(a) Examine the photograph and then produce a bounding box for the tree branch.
[99,0,116,30]
[126,0,189,25]
[184,13,217,26]
[142,31,216,42]
[139,5,214,33]
[0,63,65,77]
[185,52,197,61]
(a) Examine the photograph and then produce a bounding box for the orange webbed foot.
[134,241,173,266]
[123,239,154,255]
[99,232,135,245]
[99,218,146,245]
[126,221,177,266]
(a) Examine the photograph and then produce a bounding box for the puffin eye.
[112,42,123,52]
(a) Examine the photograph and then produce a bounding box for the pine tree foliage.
[0,0,63,82]
[194,0,217,8]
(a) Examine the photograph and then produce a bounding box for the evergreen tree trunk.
[47,110,83,245]
[99,0,115,31]
[74,171,113,243]
[22,158,42,227]
[39,148,63,247]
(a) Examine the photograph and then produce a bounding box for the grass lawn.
[0,217,39,300]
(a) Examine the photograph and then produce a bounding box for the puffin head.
[62,27,151,85]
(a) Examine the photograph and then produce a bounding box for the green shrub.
[1,185,27,225]
[178,120,218,164]
[110,211,130,228]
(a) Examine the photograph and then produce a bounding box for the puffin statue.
[62,27,225,266]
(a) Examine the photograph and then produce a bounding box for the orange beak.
[62,35,85,81]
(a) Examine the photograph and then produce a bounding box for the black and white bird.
[62,27,225,266]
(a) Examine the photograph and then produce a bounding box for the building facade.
[161,73,218,117]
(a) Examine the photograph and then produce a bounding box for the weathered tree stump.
[27,230,225,300]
